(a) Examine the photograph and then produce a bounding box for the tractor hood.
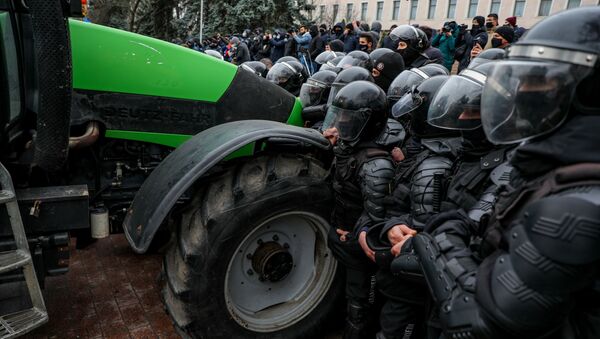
[68,20,302,147]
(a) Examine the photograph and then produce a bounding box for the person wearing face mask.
[309,25,325,73]
[342,23,360,53]
[371,53,405,93]
[269,30,286,63]
[230,37,251,64]
[483,13,499,50]
[457,16,488,72]
[504,16,526,42]
[491,26,514,49]
[359,32,375,54]
[431,21,458,72]
[322,81,395,339]
[319,24,331,44]
[389,25,432,69]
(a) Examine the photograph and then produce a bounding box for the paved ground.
[26,234,178,339]
[23,234,342,339]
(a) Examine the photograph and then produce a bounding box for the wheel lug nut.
[272,235,279,241]
[247,269,253,275]
[246,253,253,260]
[283,243,289,249]
[257,239,263,245]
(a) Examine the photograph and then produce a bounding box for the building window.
[490,0,501,14]
[538,0,552,15]
[566,0,580,9]
[392,0,401,20]
[319,5,325,22]
[346,3,354,21]
[468,0,478,17]
[361,2,368,21]
[447,0,457,18]
[410,0,418,20]
[333,4,339,22]
[428,0,437,19]
[376,1,384,20]
[513,0,525,16]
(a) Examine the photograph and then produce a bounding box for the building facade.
[312,0,598,31]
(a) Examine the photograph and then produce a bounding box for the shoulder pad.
[360,158,395,178]
[375,119,407,148]
[422,137,462,157]
[523,187,600,265]
[490,162,513,187]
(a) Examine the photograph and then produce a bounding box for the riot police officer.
[299,70,337,126]
[411,8,600,339]
[387,63,514,338]
[389,25,432,69]
[266,60,306,96]
[366,75,463,339]
[322,81,395,339]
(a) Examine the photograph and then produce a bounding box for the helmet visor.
[315,51,337,65]
[392,90,421,118]
[326,83,345,106]
[266,63,295,85]
[299,80,327,107]
[337,55,365,70]
[428,75,484,130]
[481,60,584,144]
[323,106,370,143]
[388,70,426,101]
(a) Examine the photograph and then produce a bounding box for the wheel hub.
[251,241,293,282]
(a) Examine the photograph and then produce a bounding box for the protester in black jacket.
[309,25,325,73]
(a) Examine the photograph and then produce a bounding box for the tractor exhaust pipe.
[69,122,100,150]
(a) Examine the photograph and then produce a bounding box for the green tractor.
[0,0,342,337]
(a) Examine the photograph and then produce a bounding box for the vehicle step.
[0,190,15,204]
[0,307,48,339]
[0,250,31,274]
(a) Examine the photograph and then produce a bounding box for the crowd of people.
[180,12,527,76]
[188,7,598,339]
[259,7,598,339]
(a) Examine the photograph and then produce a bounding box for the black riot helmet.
[428,66,490,131]
[276,56,300,64]
[389,25,429,66]
[266,61,305,96]
[240,61,267,77]
[467,48,506,69]
[320,56,345,73]
[387,63,449,106]
[204,49,224,61]
[336,50,374,72]
[315,51,345,65]
[372,52,405,92]
[323,81,389,146]
[481,7,600,145]
[369,48,395,66]
[299,70,337,107]
[327,66,374,106]
[392,75,457,138]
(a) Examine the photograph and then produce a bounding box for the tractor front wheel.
[163,154,342,338]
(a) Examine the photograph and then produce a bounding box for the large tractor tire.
[163,154,342,338]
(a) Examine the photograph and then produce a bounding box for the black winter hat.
[495,25,514,43]
[373,52,405,92]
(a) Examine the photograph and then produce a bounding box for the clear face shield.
[299,79,329,107]
[322,106,371,144]
[481,60,589,144]
[428,74,485,130]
